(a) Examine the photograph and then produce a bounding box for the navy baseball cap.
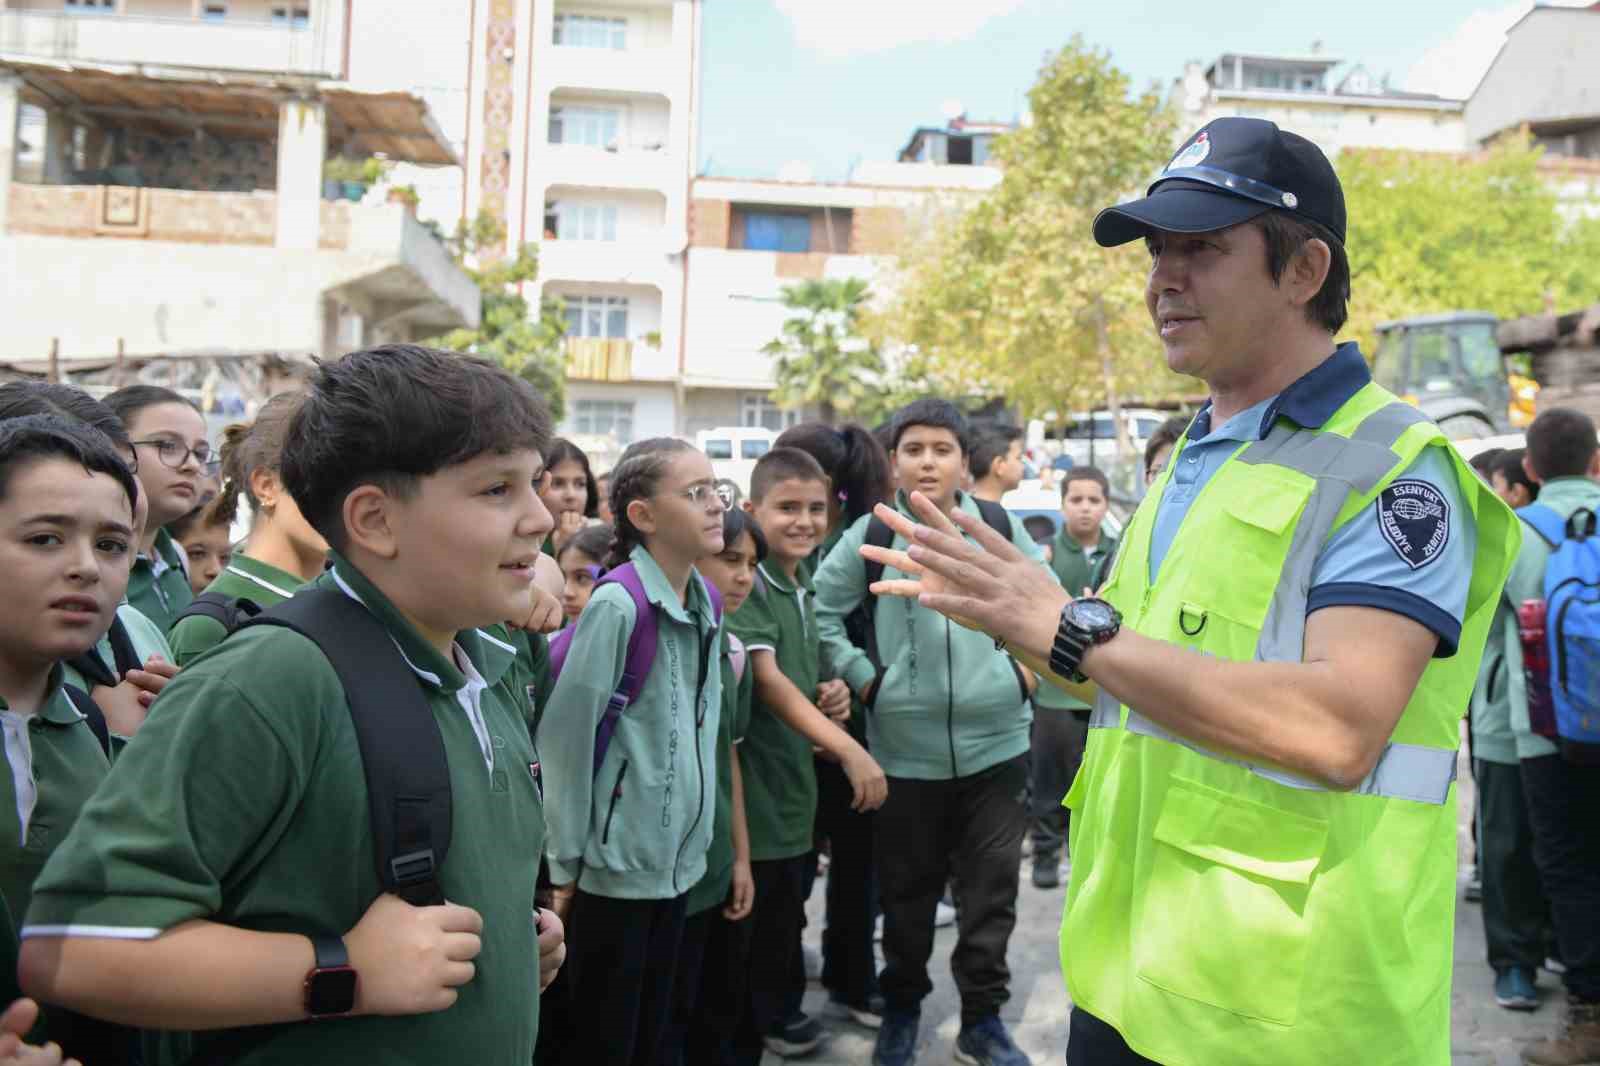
[1093,117,1346,248]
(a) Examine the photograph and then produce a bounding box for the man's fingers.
[918,592,1001,627]
[441,931,482,962]
[942,504,1027,561]
[869,578,927,600]
[442,961,476,988]
[902,492,964,537]
[436,903,485,935]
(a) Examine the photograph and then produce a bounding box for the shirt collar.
[629,544,718,629]
[757,559,814,596]
[0,665,81,726]
[149,527,188,578]
[1054,527,1114,556]
[324,552,470,692]
[1187,341,1370,441]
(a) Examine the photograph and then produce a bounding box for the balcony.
[537,237,676,287]
[565,337,633,382]
[0,9,341,78]
[544,44,675,98]
[540,143,679,196]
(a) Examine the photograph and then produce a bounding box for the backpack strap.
[972,496,1015,543]
[241,588,451,907]
[591,563,660,778]
[62,683,111,758]
[174,591,265,634]
[105,613,143,678]
[1519,503,1566,548]
[728,632,748,684]
[63,614,142,691]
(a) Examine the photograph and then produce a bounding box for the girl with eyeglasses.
[103,386,211,630]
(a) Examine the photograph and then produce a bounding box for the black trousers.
[734,855,807,1066]
[1029,708,1088,859]
[665,905,751,1066]
[560,890,688,1066]
[1066,1008,1161,1065]
[1522,754,1600,1000]
[817,756,880,1007]
[1477,758,1550,972]
[876,754,1026,1024]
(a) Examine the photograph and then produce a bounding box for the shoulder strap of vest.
[1518,503,1565,549]
[62,683,111,758]
[241,588,451,907]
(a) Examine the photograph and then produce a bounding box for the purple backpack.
[548,561,723,778]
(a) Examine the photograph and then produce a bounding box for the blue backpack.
[1518,503,1600,762]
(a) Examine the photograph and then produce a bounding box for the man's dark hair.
[542,438,600,519]
[890,398,970,456]
[1143,415,1189,478]
[774,422,893,524]
[1526,408,1599,482]
[969,421,1025,481]
[0,414,140,513]
[1061,465,1110,499]
[1492,448,1539,502]
[750,445,829,503]
[1254,210,1350,334]
[103,384,201,427]
[281,344,553,553]
[1469,447,1506,478]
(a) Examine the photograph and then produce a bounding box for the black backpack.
[62,613,146,757]
[846,497,1013,681]
[172,591,266,634]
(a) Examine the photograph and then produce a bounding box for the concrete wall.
[1199,97,1467,157]
[560,378,677,454]
[1467,8,1600,146]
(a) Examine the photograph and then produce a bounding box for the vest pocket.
[1134,776,1327,1026]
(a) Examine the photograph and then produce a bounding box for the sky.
[697,0,1593,181]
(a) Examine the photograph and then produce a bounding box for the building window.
[202,2,227,21]
[271,5,310,27]
[549,105,621,148]
[563,295,629,338]
[741,212,811,253]
[554,13,627,50]
[544,200,619,241]
[575,400,635,443]
[64,0,115,13]
[742,392,797,432]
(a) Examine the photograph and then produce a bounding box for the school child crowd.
[0,342,1115,1066]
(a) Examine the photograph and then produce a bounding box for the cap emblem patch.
[1282,192,1299,208]
[1167,131,1210,172]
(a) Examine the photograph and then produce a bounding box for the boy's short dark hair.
[890,398,971,456]
[1143,416,1189,477]
[750,446,829,503]
[1469,447,1506,478]
[1492,448,1539,502]
[1526,408,1599,482]
[1061,466,1110,499]
[969,421,1024,480]
[0,414,140,513]
[0,382,133,454]
[281,344,553,553]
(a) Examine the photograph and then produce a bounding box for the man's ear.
[343,484,400,560]
[741,498,755,515]
[1288,239,1333,309]
[626,496,657,538]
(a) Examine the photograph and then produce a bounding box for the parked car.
[696,426,775,496]
[1050,407,1174,470]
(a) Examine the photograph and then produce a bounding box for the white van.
[695,426,776,497]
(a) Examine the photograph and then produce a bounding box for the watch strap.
[311,934,349,971]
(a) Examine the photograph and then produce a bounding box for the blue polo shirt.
[1149,342,1473,656]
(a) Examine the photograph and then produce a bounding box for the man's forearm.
[20,921,315,1030]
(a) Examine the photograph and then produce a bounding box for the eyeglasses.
[132,437,212,470]
[662,481,733,511]
[115,446,139,474]
[202,458,222,479]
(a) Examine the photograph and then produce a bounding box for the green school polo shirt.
[1037,530,1119,714]
[0,667,110,938]
[167,555,306,666]
[127,528,194,633]
[506,627,554,736]
[25,555,547,1066]
[686,633,754,917]
[729,561,820,863]
[59,603,173,697]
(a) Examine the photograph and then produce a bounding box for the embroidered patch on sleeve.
[1376,479,1450,570]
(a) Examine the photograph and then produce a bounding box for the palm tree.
[761,277,887,425]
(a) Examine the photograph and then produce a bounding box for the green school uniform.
[60,603,174,698]
[685,633,754,917]
[540,546,723,900]
[506,627,555,736]
[1037,529,1119,713]
[167,555,305,666]
[25,555,547,1065]
[127,528,194,632]
[729,560,820,863]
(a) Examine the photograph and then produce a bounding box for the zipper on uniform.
[602,759,629,844]
[945,620,957,777]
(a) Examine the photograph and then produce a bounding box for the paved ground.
[769,740,1559,1065]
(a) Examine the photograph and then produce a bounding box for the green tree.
[429,211,569,420]
[762,277,891,425]
[881,38,1187,456]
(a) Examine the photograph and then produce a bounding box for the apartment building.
[0,0,477,401]
[1176,51,1467,158]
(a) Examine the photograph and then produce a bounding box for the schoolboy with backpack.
[20,345,565,1065]
[1506,408,1600,1066]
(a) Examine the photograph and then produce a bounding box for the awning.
[4,57,456,165]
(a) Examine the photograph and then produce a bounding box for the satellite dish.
[941,99,965,122]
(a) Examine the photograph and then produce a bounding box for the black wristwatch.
[304,935,358,1019]
[1049,598,1122,683]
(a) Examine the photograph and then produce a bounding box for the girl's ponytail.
[775,421,893,525]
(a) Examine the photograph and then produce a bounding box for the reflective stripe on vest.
[1087,401,1459,806]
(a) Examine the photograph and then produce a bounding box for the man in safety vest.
[858,116,1520,1065]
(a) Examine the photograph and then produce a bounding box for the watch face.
[308,967,358,1016]
[1069,599,1116,631]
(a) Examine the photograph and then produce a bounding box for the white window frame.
[546,200,619,242]
[271,5,310,27]
[548,104,623,148]
[64,0,115,13]
[562,294,630,339]
[741,392,798,432]
[574,399,635,443]
[554,12,627,50]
